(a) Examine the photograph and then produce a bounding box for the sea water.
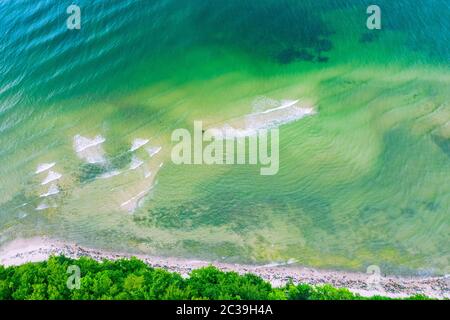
[0,0,449,275]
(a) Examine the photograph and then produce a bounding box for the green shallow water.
[0,0,449,275]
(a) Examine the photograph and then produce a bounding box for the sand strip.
[0,237,448,299]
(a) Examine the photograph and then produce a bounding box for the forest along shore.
[0,237,448,299]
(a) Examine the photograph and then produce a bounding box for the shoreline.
[0,237,448,299]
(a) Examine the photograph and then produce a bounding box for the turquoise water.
[0,0,449,275]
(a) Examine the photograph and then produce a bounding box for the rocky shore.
[0,237,448,299]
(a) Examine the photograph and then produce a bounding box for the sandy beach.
[0,237,448,299]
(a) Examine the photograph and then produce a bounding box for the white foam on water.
[210,100,316,139]
[130,138,149,152]
[35,203,48,211]
[120,185,155,213]
[73,134,107,164]
[251,96,280,113]
[143,167,152,178]
[245,105,315,129]
[209,125,255,139]
[80,152,106,164]
[35,162,56,174]
[39,183,60,197]
[73,134,106,152]
[146,146,162,157]
[35,202,57,211]
[41,170,62,185]
[259,99,300,114]
[17,212,28,219]
[121,190,147,208]
[144,166,152,179]
[130,155,144,170]
[13,203,28,209]
[98,170,121,179]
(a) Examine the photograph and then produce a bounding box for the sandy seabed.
[0,237,448,299]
